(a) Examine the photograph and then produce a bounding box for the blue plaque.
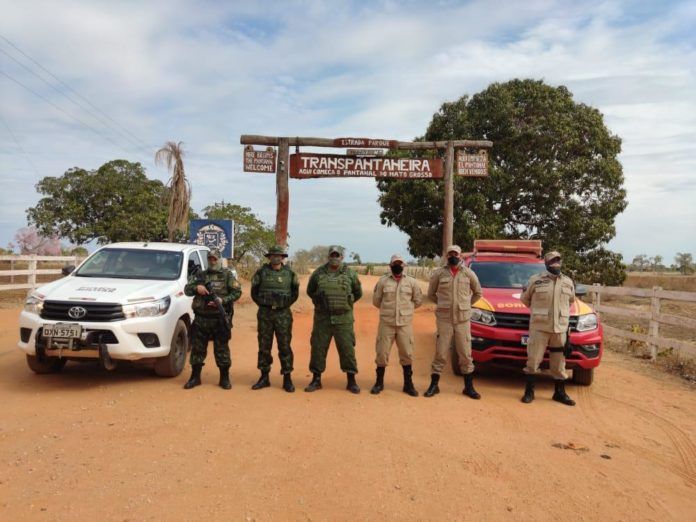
[189,220,234,258]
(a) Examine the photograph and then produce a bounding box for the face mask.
[447,256,460,266]
[328,257,341,267]
[390,264,404,275]
[546,263,561,276]
[269,255,282,266]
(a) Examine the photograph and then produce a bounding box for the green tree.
[27,160,173,244]
[202,201,275,262]
[377,79,628,285]
[675,252,694,275]
[630,254,650,271]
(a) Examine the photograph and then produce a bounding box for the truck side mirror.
[575,284,587,297]
[62,265,76,276]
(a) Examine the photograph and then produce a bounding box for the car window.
[187,251,203,277]
[470,262,545,288]
[199,250,209,270]
[75,249,183,280]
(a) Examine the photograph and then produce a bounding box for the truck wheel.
[572,367,594,386]
[26,354,67,374]
[154,320,188,377]
[451,343,463,376]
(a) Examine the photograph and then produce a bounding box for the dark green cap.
[207,249,221,259]
[328,245,344,256]
[265,245,288,257]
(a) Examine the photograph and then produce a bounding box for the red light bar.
[473,240,542,257]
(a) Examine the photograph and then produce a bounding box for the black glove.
[563,330,573,358]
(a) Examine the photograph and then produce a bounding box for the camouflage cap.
[207,249,221,259]
[265,245,288,257]
[544,251,562,262]
[328,245,344,256]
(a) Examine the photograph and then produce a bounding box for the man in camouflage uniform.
[519,251,576,406]
[305,245,363,394]
[183,249,242,390]
[250,245,300,393]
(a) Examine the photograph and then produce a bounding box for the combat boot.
[282,373,295,393]
[552,380,576,406]
[218,366,231,390]
[183,364,203,389]
[463,373,481,400]
[346,373,361,394]
[521,374,535,403]
[423,373,440,398]
[370,366,385,395]
[251,371,270,390]
[402,365,418,397]
[304,373,322,392]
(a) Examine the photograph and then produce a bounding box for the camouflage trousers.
[309,312,358,374]
[190,315,231,368]
[257,306,294,374]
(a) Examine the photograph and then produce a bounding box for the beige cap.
[390,254,405,265]
[544,251,562,262]
[446,245,462,255]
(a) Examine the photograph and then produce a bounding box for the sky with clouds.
[1,0,694,263]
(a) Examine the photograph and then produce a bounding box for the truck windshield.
[75,248,183,280]
[470,262,545,288]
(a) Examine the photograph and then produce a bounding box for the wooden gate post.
[28,255,37,289]
[275,138,290,248]
[648,286,661,360]
[442,141,454,257]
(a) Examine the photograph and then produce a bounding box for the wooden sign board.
[456,150,488,177]
[290,153,443,179]
[333,137,398,148]
[346,148,385,157]
[244,145,276,173]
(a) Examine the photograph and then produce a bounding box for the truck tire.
[451,343,463,376]
[26,354,67,374]
[154,320,188,377]
[572,367,594,386]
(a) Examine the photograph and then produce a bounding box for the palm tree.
[155,141,191,242]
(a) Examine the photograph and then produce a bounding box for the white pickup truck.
[18,242,213,377]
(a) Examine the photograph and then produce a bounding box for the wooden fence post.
[592,283,601,315]
[648,286,661,360]
[10,259,14,283]
[28,255,37,289]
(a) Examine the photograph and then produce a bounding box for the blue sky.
[1,0,695,263]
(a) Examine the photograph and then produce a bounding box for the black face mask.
[447,256,460,266]
[390,264,404,275]
[545,263,561,276]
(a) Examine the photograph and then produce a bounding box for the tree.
[13,227,61,255]
[630,254,650,271]
[155,141,191,242]
[27,160,172,244]
[376,79,628,284]
[675,252,694,275]
[350,251,362,265]
[202,201,275,262]
[650,255,664,272]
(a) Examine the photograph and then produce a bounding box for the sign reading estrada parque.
[290,153,443,179]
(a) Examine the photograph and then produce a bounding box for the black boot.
[463,373,481,400]
[183,364,202,389]
[423,373,440,397]
[251,371,270,390]
[304,373,322,392]
[218,366,231,390]
[346,373,361,394]
[370,367,385,395]
[402,365,418,397]
[282,373,295,393]
[552,380,576,406]
[521,374,535,403]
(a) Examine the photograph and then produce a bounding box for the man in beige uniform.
[370,254,423,396]
[425,245,483,399]
[519,251,576,406]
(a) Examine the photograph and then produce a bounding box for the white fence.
[0,255,82,292]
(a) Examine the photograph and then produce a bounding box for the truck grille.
[41,301,125,322]
[493,312,578,331]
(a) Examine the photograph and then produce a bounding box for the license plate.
[521,335,529,346]
[43,324,82,339]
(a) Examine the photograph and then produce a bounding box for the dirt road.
[1,275,695,521]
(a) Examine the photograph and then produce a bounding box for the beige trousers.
[523,331,568,380]
[375,322,414,366]
[432,318,474,375]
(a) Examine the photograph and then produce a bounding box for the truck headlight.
[471,308,496,326]
[575,313,598,332]
[24,294,44,314]
[123,296,171,318]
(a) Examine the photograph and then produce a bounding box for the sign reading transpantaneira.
[290,153,443,179]
[243,145,276,173]
[333,137,399,148]
[456,150,488,177]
